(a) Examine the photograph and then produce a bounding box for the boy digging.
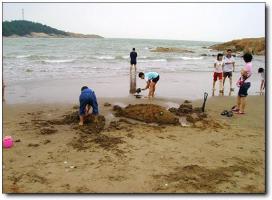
[138,71,160,99]
[79,86,99,125]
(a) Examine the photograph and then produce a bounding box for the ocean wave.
[180,56,204,60]
[92,55,151,60]
[93,55,115,60]
[138,59,167,63]
[42,59,75,63]
[16,55,32,58]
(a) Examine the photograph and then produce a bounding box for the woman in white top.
[213,53,224,93]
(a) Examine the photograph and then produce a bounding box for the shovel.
[202,92,208,112]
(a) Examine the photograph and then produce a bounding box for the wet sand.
[4,71,262,104]
[3,95,265,193]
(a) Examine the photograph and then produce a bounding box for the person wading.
[129,48,137,94]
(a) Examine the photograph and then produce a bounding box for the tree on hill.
[2,20,69,36]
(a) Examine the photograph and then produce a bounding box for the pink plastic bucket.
[3,136,13,148]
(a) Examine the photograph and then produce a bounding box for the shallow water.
[3,38,265,104]
[3,38,265,85]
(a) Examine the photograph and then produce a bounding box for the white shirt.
[260,72,265,81]
[223,56,235,72]
[214,60,223,73]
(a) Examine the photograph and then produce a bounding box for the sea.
[2,38,266,104]
[3,37,265,84]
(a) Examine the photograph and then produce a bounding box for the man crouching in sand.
[138,71,160,99]
[79,86,99,125]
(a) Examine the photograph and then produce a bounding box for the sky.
[3,2,265,42]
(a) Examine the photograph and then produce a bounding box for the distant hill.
[2,20,103,38]
[209,37,265,55]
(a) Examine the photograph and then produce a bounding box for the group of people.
[78,47,265,125]
[212,49,235,93]
[129,48,160,98]
[78,47,161,125]
[213,49,265,114]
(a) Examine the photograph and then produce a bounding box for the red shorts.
[213,72,223,81]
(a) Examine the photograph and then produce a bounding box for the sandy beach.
[3,95,265,193]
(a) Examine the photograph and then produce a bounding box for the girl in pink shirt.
[232,53,253,114]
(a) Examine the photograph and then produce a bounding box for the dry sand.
[3,95,265,193]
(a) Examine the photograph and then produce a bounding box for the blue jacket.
[79,88,99,115]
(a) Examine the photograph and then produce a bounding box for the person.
[138,71,160,98]
[213,53,224,93]
[129,48,137,94]
[232,53,253,114]
[258,67,265,94]
[79,86,99,125]
[223,49,235,92]
[2,80,5,102]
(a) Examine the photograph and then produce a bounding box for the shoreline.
[4,71,263,105]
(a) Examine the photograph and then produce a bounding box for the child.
[223,49,235,92]
[232,53,253,114]
[258,67,265,94]
[79,86,99,125]
[138,71,160,98]
[213,53,224,93]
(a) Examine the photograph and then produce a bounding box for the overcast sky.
[3,2,265,42]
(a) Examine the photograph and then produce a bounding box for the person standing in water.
[129,48,137,94]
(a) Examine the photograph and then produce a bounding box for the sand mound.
[168,102,201,116]
[168,101,223,129]
[30,110,106,134]
[114,104,180,125]
[62,111,106,134]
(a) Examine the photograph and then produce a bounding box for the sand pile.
[62,111,106,134]
[168,101,222,129]
[168,101,202,116]
[114,104,180,125]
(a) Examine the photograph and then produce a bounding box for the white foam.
[93,55,115,60]
[138,59,167,63]
[139,56,148,59]
[122,55,129,59]
[180,56,204,60]
[43,59,75,63]
[16,55,31,58]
